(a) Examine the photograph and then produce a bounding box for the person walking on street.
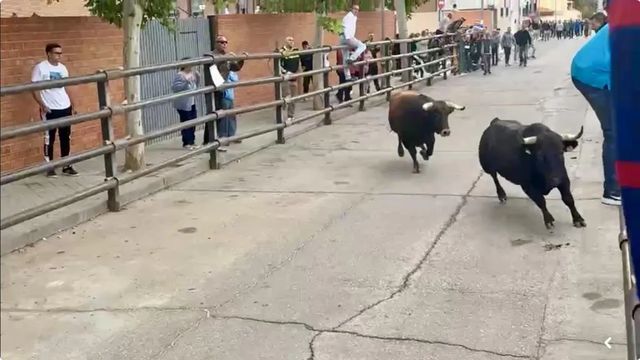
[571,23,620,205]
[514,25,532,67]
[31,43,79,177]
[480,32,492,75]
[171,59,201,150]
[501,27,515,66]
[491,29,501,66]
[339,3,366,81]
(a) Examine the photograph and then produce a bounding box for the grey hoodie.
[501,32,515,48]
[171,71,200,111]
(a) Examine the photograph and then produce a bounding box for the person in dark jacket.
[300,41,314,94]
[514,25,532,67]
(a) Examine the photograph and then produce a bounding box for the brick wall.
[1,12,394,172]
[216,11,397,107]
[0,16,125,172]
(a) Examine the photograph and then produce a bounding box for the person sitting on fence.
[171,58,201,150]
[339,3,366,81]
[216,70,240,152]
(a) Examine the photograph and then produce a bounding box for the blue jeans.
[176,104,197,146]
[216,98,236,138]
[572,77,620,197]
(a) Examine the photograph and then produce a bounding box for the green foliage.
[259,0,429,17]
[82,0,177,29]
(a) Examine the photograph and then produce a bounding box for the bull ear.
[422,102,434,111]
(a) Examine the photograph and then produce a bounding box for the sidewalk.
[0,75,432,254]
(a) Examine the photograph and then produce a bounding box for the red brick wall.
[1,12,395,172]
[216,11,397,107]
[0,17,125,172]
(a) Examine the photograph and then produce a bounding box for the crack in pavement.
[209,315,532,359]
[333,170,483,330]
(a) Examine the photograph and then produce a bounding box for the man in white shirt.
[31,43,78,177]
[339,4,366,81]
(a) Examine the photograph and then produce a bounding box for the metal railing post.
[442,37,449,80]
[203,59,219,169]
[323,66,331,125]
[359,66,366,111]
[96,76,120,212]
[407,41,414,90]
[273,51,285,144]
[384,43,392,102]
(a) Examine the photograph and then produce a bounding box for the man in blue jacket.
[571,23,620,206]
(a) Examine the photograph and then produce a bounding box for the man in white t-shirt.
[339,3,366,81]
[31,43,78,177]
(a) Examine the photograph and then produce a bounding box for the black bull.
[388,91,466,173]
[478,118,586,229]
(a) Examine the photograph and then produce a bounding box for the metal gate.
[140,18,211,145]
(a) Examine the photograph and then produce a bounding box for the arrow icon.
[604,337,612,349]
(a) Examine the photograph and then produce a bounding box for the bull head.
[522,126,584,152]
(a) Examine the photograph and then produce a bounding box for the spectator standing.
[480,32,492,75]
[514,25,532,67]
[203,35,247,149]
[279,36,301,121]
[365,33,381,93]
[300,40,314,95]
[491,29,501,66]
[171,58,201,150]
[31,43,78,177]
[571,24,619,205]
[216,70,239,151]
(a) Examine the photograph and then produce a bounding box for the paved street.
[0,38,626,359]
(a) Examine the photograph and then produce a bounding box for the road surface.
[0,38,626,359]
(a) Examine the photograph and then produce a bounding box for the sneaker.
[62,166,78,176]
[46,169,57,178]
[601,194,622,206]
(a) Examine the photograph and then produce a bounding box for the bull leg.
[522,185,555,229]
[491,173,508,204]
[558,181,586,228]
[402,140,420,173]
[397,135,404,157]
[419,144,428,160]
[422,133,435,160]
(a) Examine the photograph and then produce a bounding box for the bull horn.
[523,136,537,145]
[561,126,584,141]
[445,101,466,110]
[422,102,434,111]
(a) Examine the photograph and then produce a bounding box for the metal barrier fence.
[618,206,640,359]
[0,34,459,230]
